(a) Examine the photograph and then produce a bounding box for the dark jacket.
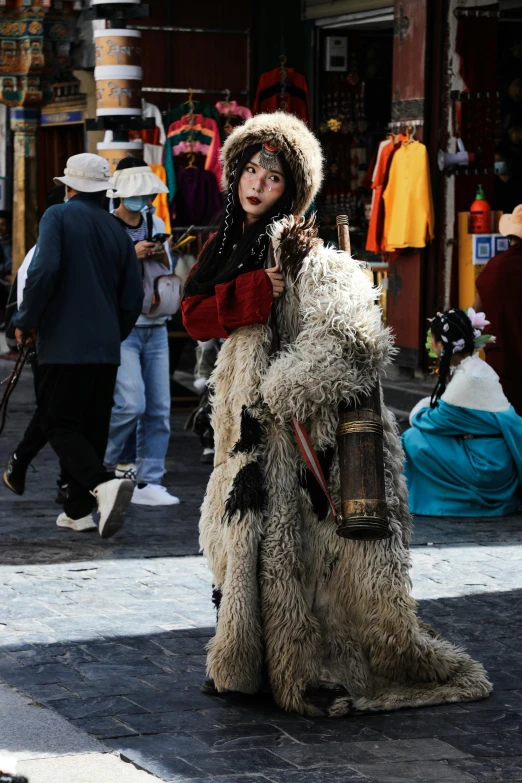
[13,193,143,364]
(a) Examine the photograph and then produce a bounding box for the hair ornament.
[453,338,466,352]
[258,142,281,171]
[467,307,490,330]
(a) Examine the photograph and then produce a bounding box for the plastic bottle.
[469,185,491,234]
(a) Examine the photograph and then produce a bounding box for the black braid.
[218,159,238,257]
[429,308,475,407]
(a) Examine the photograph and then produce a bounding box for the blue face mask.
[123,196,150,212]
[495,161,508,176]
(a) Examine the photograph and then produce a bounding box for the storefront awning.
[303,0,393,21]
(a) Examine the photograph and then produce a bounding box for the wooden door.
[38,123,85,215]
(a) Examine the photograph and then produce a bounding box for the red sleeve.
[181,268,273,341]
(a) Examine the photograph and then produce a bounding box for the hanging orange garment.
[365,140,392,253]
[149,164,171,234]
[382,141,435,252]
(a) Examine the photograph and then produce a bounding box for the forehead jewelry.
[259,141,280,171]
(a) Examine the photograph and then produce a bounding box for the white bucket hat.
[54,153,110,192]
[499,204,522,240]
[107,166,169,198]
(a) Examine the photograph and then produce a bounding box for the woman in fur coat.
[181,112,491,718]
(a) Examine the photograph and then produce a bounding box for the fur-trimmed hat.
[220,112,324,216]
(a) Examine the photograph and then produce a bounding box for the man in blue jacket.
[12,153,144,538]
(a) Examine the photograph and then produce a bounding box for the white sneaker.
[115,463,137,481]
[92,478,134,539]
[56,512,97,532]
[131,484,180,506]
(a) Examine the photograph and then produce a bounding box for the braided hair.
[429,308,475,407]
[184,143,296,297]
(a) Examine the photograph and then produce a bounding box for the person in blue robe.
[402,308,522,517]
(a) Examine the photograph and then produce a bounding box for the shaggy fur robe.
[200,217,492,717]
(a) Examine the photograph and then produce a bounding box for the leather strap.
[291,417,340,520]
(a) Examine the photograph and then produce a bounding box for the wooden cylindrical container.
[97,141,143,174]
[96,74,142,116]
[94,29,141,75]
[335,214,391,541]
[336,388,391,540]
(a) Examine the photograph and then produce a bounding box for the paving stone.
[263,770,372,783]
[51,694,150,720]
[18,752,160,783]
[119,709,228,734]
[349,760,477,782]
[72,715,139,738]
[444,731,522,757]
[352,738,469,762]
[164,778,271,783]
[268,741,380,768]
[107,734,212,779]
[175,749,298,776]
[443,709,522,733]
[187,724,294,750]
[447,755,522,781]
[125,688,227,714]
[352,714,471,740]
[6,644,97,666]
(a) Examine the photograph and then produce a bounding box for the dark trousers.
[15,359,68,488]
[38,364,117,519]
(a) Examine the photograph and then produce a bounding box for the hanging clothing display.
[215,100,252,135]
[167,101,225,142]
[253,66,311,125]
[365,138,393,253]
[149,164,171,233]
[172,167,222,228]
[381,140,435,252]
[164,108,223,210]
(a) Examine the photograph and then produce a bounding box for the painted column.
[385,0,428,370]
[10,107,39,273]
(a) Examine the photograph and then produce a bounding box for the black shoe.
[201,677,219,695]
[302,681,353,715]
[3,453,28,495]
[55,483,69,505]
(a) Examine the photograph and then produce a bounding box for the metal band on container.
[336,421,384,437]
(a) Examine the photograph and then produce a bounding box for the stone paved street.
[1,364,522,782]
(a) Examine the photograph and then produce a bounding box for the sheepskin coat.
[200,217,491,717]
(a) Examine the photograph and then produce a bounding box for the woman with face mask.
[104,157,180,507]
[180,112,490,717]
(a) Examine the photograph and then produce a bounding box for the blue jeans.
[105,325,170,484]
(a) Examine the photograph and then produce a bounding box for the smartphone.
[152,233,170,244]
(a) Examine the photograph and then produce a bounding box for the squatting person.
[402,307,522,516]
[181,112,491,717]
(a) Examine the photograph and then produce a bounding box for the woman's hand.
[135,241,161,260]
[265,263,285,298]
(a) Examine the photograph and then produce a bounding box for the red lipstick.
[247,197,261,205]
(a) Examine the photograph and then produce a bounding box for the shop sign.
[41,108,83,125]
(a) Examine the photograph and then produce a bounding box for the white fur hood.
[442,354,510,412]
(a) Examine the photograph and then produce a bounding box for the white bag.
[146,274,181,318]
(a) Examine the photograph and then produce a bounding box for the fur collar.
[442,354,510,412]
